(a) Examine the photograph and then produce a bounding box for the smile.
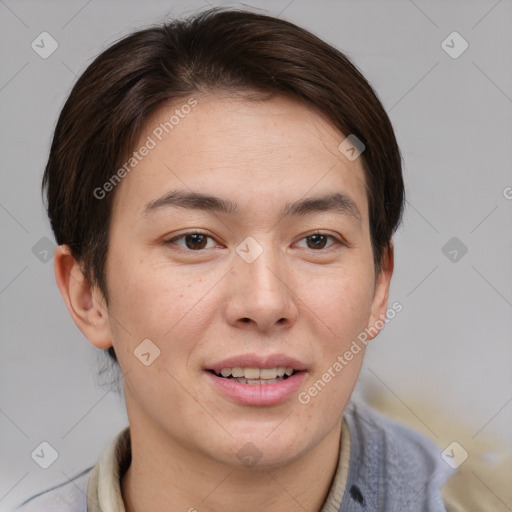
[211,366,296,385]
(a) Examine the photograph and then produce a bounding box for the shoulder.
[346,401,447,472]
[14,468,92,512]
[341,401,454,511]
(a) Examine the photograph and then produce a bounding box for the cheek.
[300,264,375,346]
[106,256,219,362]
[296,273,372,421]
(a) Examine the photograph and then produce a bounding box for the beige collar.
[87,420,351,512]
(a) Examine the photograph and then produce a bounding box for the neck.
[121,418,342,512]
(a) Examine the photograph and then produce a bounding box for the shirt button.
[349,484,364,505]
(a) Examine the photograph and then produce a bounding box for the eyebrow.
[281,192,361,222]
[143,190,361,223]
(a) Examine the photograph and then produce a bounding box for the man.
[17,8,460,511]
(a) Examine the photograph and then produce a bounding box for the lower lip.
[204,371,307,406]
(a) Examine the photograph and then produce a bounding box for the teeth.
[232,367,244,378]
[244,367,260,379]
[233,378,281,385]
[259,368,277,379]
[215,366,296,380]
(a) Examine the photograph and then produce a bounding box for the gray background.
[1,0,511,509]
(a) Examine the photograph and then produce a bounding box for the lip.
[204,369,307,406]
[204,352,308,406]
[206,353,307,374]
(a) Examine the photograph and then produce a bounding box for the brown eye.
[184,234,208,250]
[294,232,342,251]
[306,234,329,249]
[165,232,216,251]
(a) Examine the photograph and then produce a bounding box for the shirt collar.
[87,420,350,512]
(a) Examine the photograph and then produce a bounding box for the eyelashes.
[165,232,217,251]
[294,232,340,250]
[164,231,344,252]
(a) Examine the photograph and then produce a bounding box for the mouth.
[208,366,298,385]
[204,354,308,405]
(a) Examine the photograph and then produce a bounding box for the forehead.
[111,93,369,224]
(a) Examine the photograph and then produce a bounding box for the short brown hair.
[43,7,404,363]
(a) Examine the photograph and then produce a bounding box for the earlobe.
[54,245,113,350]
[366,244,395,341]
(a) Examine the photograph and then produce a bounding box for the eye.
[164,232,218,251]
[295,232,340,250]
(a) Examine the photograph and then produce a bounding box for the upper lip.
[206,353,307,373]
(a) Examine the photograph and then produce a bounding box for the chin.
[209,428,310,470]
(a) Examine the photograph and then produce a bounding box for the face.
[102,93,391,468]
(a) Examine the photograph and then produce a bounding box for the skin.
[55,93,393,512]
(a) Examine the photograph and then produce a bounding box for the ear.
[54,245,112,350]
[366,244,394,341]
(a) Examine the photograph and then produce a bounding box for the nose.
[223,239,299,333]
